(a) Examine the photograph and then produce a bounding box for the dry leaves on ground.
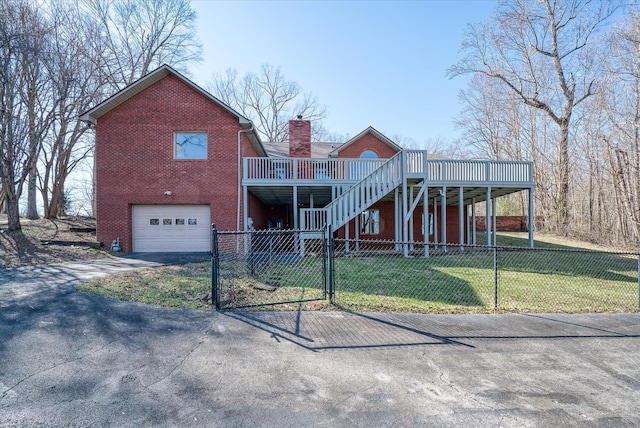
[0,216,109,268]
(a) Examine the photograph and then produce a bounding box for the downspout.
[237,126,254,231]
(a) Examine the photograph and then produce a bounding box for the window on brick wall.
[361,209,380,235]
[174,132,208,159]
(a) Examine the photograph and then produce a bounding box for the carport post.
[211,224,220,309]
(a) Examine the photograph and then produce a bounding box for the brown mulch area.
[0,215,110,269]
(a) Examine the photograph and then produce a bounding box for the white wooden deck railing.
[300,208,327,231]
[243,157,386,182]
[424,159,533,184]
[244,152,533,186]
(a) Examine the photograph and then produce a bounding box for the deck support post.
[441,186,447,252]
[292,185,304,257]
[528,187,534,248]
[345,218,350,253]
[486,187,492,246]
[293,185,298,229]
[471,198,476,246]
[409,186,415,251]
[243,185,249,254]
[401,152,409,257]
[394,188,401,251]
[466,204,471,246]
[458,186,464,250]
[492,197,497,246]
[433,196,438,249]
[423,185,429,258]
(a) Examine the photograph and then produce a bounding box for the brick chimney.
[288,116,311,158]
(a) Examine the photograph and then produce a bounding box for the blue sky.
[190,0,498,146]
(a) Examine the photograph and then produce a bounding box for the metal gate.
[211,225,333,309]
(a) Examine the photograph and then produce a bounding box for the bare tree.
[312,123,348,144]
[455,74,523,160]
[597,10,640,243]
[455,72,560,224]
[449,0,622,235]
[37,2,102,218]
[32,0,201,219]
[0,0,45,230]
[18,6,56,220]
[81,0,201,92]
[208,65,328,142]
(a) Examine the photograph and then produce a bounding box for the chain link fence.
[211,226,639,313]
[333,239,640,314]
[212,228,327,309]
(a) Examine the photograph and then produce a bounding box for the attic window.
[175,132,207,159]
[360,150,378,159]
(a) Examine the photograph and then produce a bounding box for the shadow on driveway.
[223,310,640,352]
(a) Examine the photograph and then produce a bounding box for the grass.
[333,249,639,314]
[78,263,214,309]
[79,233,640,314]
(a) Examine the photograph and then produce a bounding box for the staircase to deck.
[323,151,403,231]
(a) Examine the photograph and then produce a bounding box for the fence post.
[211,224,220,309]
[327,225,335,304]
[493,246,498,309]
[322,227,328,300]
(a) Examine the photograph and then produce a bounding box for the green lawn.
[79,233,640,314]
[334,245,639,313]
[216,244,638,313]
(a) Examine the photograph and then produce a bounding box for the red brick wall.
[95,74,258,252]
[248,193,267,230]
[475,216,530,232]
[289,119,311,157]
[338,202,464,243]
[337,132,399,159]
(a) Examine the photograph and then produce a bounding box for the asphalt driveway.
[1,256,640,427]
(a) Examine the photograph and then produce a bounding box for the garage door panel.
[133,205,210,252]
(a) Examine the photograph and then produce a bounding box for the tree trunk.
[4,192,21,230]
[557,119,570,236]
[0,187,5,214]
[26,165,39,219]
[57,181,66,217]
[48,182,62,219]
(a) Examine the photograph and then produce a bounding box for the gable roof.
[329,126,402,157]
[262,141,340,158]
[79,64,266,156]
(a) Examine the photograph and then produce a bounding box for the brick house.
[80,64,535,253]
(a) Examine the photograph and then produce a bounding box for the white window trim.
[361,209,380,235]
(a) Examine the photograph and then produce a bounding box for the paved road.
[1,257,640,427]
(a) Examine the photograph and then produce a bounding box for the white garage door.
[132,205,210,252]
